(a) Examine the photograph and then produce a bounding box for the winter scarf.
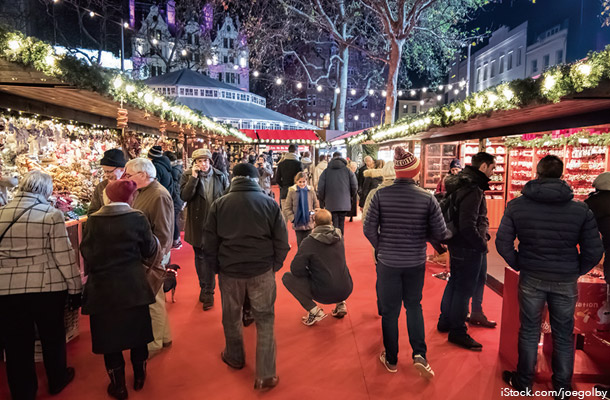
[294,186,310,228]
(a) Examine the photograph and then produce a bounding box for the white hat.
[593,172,610,191]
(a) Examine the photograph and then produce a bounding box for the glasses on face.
[102,167,117,175]
[122,171,141,179]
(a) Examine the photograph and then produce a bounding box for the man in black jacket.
[357,155,375,200]
[203,163,289,391]
[437,152,496,351]
[282,209,353,326]
[164,151,185,249]
[318,152,358,235]
[275,144,303,211]
[498,156,603,395]
[148,146,174,195]
[180,148,229,310]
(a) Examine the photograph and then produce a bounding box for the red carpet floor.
[0,216,600,400]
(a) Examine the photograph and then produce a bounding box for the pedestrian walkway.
[0,218,599,400]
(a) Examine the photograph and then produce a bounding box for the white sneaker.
[413,355,435,379]
[302,308,327,326]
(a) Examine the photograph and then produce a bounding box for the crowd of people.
[0,141,608,400]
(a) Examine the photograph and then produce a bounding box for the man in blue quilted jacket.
[363,146,447,379]
[497,155,603,396]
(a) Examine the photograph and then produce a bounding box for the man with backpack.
[437,152,496,351]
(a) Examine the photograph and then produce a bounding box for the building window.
[491,60,497,78]
[193,89,198,96]
[517,48,522,66]
[348,97,354,109]
[223,38,229,48]
[476,67,481,84]
[556,49,563,64]
[171,88,176,95]
[361,100,368,109]
[543,54,550,69]
[411,105,417,114]
[483,64,488,81]
[229,39,235,49]
[223,55,229,64]
[531,59,538,74]
[179,88,185,95]
[307,95,317,106]
[499,55,505,74]
[507,52,513,70]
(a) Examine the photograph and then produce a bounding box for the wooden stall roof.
[0,59,219,138]
[404,83,610,144]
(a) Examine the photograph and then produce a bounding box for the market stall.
[235,129,322,165]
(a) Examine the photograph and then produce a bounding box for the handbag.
[142,235,167,294]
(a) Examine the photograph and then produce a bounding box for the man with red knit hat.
[363,146,447,379]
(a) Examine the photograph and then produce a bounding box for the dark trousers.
[295,230,311,247]
[0,291,69,400]
[173,207,181,242]
[219,270,277,379]
[516,274,578,390]
[471,254,488,313]
[193,246,216,294]
[376,262,427,364]
[282,272,317,311]
[331,211,347,236]
[104,345,148,370]
[438,246,484,338]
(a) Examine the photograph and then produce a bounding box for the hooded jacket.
[283,184,320,231]
[289,225,353,304]
[446,165,490,252]
[496,178,603,282]
[312,160,327,190]
[276,153,303,199]
[585,190,610,279]
[203,177,290,278]
[359,168,384,208]
[301,157,313,182]
[317,157,358,212]
[363,178,447,268]
[151,156,174,196]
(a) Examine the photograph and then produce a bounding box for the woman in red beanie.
[80,180,160,399]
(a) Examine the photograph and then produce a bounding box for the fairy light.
[317,85,323,92]
[350,89,356,95]
[577,63,592,76]
[275,78,282,85]
[296,82,303,89]
[335,88,340,94]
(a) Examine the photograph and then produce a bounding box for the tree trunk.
[336,43,349,131]
[384,38,405,125]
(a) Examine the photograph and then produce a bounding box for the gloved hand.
[68,293,82,311]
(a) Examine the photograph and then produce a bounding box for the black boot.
[133,361,146,391]
[107,367,128,400]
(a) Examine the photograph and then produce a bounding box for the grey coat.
[317,157,357,212]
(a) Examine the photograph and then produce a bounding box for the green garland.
[504,130,610,149]
[0,27,252,142]
[350,44,610,145]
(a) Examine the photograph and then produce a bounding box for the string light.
[398,90,403,96]
[354,115,359,120]
[410,90,416,96]
[317,85,323,92]
[152,39,158,45]
[89,11,95,17]
[296,82,303,89]
[437,95,442,101]
[275,78,282,85]
[335,88,340,94]
[123,22,129,29]
[368,89,374,95]
[181,49,187,56]
[381,90,387,97]
[350,89,356,95]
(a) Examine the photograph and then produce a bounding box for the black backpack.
[439,189,466,240]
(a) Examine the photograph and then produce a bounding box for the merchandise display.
[423,142,459,189]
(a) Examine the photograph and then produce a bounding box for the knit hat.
[147,145,163,159]
[105,180,138,203]
[593,172,610,191]
[233,162,260,179]
[393,146,421,179]
[450,158,462,170]
[192,148,213,160]
[381,160,396,180]
[100,149,126,168]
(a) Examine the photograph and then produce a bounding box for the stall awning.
[331,130,365,143]
[241,129,321,142]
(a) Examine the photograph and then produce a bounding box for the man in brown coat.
[88,149,126,215]
[124,158,174,353]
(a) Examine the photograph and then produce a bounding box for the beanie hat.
[100,149,127,168]
[105,180,138,203]
[393,146,421,179]
[192,148,213,160]
[381,160,396,180]
[450,158,462,170]
[593,172,610,191]
[233,162,260,179]
[147,145,163,159]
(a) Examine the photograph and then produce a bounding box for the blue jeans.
[376,262,427,364]
[516,274,578,390]
[219,270,277,379]
[438,246,484,337]
[193,246,216,294]
[471,255,488,313]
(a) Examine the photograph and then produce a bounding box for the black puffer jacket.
[151,156,175,196]
[276,153,303,199]
[170,163,184,210]
[496,179,603,282]
[363,178,447,268]
[288,225,353,304]
[585,190,610,280]
[203,177,290,278]
[317,157,357,212]
[446,165,490,252]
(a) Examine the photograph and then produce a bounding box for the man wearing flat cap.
[180,148,229,310]
[89,149,127,215]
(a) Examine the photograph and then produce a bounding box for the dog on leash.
[163,264,181,303]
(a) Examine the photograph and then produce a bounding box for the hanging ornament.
[117,108,128,129]
[159,118,167,134]
[171,120,178,127]
[144,111,151,120]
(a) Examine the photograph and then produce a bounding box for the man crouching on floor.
[282,209,353,326]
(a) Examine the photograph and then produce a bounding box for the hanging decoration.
[116,108,128,129]
[159,119,167,134]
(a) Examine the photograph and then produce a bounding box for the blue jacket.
[363,178,447,268]
[496,178,603,282]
